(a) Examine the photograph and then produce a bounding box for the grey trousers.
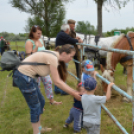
[83,121,100,134]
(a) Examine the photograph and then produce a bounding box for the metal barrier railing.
[67,43,134,134]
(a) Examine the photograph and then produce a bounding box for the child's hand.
[108,82,114,88]
[94,71,98,76]
[93,71,98,79]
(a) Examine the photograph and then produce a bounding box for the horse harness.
[85,35,101,57]
[120,35,134,64]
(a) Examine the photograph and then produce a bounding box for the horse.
[83,34,120,68]
[101,31,134,102]
[43,36,55,49]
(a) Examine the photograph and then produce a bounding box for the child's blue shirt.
[81,72,91,85]
[73,95,83,110]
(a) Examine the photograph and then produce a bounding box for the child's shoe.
[73,130,80,134]
[41,127,52,133]
[63,124,69,128]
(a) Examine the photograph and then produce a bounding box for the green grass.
[0,42,133,134]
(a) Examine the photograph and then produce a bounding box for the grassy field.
[0,42,132,134]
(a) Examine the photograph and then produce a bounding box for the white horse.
[76,32,95,55]
[76,33,120,68]
[76,33,120,58]
[42,33,120,60]
[43,36,56,47]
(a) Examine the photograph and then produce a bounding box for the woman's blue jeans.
[54,85,68,95]
[13,70,45,123]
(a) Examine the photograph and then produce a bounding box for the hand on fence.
[108,83,114,89]
[93,71,99,80]
[78,38,83,43]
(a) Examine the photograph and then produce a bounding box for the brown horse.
[101,31,134,102]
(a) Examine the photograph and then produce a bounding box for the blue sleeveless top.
[26,39,45,52]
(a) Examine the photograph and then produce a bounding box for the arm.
[50,65,81,101]
[106,83,114,101]
[75,36,83,49]
[93,71,98,80]
[61,33,78,44]
[25,41,38,56]
[41,39,46,48]
[40,75,62,105]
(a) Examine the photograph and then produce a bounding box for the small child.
[81,59,97,84]
[63,82,85,133]
[81,77,114,134]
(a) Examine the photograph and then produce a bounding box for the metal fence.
[67,43,134,134]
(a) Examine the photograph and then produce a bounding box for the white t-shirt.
[81,94,106,125]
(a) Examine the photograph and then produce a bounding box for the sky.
[0,0,134,34]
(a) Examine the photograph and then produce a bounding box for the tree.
[75,21,97,35]
[93,0,130,36]
[9,0,70,37]
[103,27,134,37]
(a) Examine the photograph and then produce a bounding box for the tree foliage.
[94,0,129,8]
[9,0,70,37]
[75,21,97,35]
[104,27,134,37]
[104,0,130,8]
[0,32,28,41]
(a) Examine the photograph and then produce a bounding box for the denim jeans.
[65,107,82,132]
[13,70,45,123]
[1,47,5,55]
[54,85,68,95]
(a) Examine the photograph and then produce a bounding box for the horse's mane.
[107,34,125,69]
[107,31,134,69]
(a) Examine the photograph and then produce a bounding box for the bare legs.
[32,115,42,134]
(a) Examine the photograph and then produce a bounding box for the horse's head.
[100,65,114,93]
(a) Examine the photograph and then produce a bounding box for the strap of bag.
[41,50,57,57]
[26,50,57,57]
[21,50,57,66]
[20,62,47,65]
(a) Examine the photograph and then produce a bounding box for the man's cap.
[67,19,76,24]
[84,77,97,91]
[83,59,94,71]
[1,37,3,38]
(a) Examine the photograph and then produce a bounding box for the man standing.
[56,24,82,47]
[68,19,81,79]
[0,37,5,55]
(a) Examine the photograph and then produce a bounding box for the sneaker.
[41,127,52,133]
[73,130,80,134]
[63,124,69,128]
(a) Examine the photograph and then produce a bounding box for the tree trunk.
[97,0,103,37]
[44,1,50,37]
